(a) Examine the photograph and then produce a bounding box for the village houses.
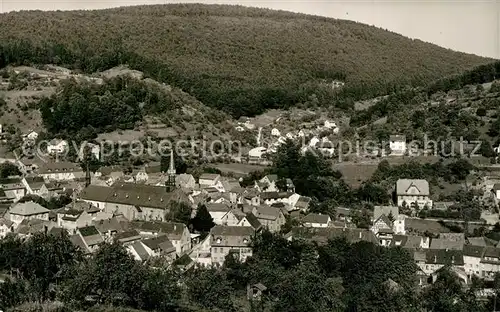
[79,183,189,222]
[389,135,406,156]
[47,139,69,155]
[7,201,50,225]
[0,177,26,202]
[302,213,331,228]
[251,206,286,233]
[210,225,254,266]
[396,179,433,209]
[38,162,85,181]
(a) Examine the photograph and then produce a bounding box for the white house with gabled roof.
[396,179,432,209]
[7,201,50,225]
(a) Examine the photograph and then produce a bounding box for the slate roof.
[302,213,330,224]
[242,213,262,230]
[463,245,485,257]
[206,203,231,213]
[199,174,220,181]
[70,234,89,253]
[78,226,103,247]
[373,206,399,220]
[38,162,83,174]
[9,202,49,216]
[176,174,195,187]
[483,247,500,260]
[130,241,150,261]
[295,196,311,209]
[396,179,430,196]
[23,176,45,190]
[114,229,142,243]
[261,192,293,200]
[334,207,352,218]
[79,183,188,210]
[285,227,378,245]
[430,238,464,251]
[210,225,255,237]
[0,178,24,190]
[425,249,464,265]
[142,234,175,253]
[221,179,241,192]
[374,214,393,228]
[48,227,66,237]
[253,206,282,221]
[79,185,113,202]
[131,221,187,240]
[65,201,100,214]
[467,237,497,247]
[93,217,130,233]
[263,174,278,183]
[0,218,13,228]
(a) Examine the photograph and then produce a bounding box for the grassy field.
[213,163,269,175]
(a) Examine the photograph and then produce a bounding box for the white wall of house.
[495,189,500,200]
[221,211,240,226]
[390,141,406,155]
[42,172,77,181]
[305,222,329,228]
[80,199,106,211]
[9,212,49,225]
[199,177,220,187]
[211,245,252,266]
[464,256,482,277]
[482,262,500,279]
[371,219,391,235]
[209,211,229,225]
[5,188,26,202]
[397,195,433,209]
[393,216,406,235]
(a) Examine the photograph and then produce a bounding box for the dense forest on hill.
[0,4,493,117]
[351,61,500,127]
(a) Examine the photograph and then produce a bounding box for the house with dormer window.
[255,175,279,193]
[210,225,254,266]
[38,162,85,181]
[396,179,432,209]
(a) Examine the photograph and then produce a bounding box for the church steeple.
[166,149,176,192]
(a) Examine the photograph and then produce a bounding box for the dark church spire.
[166,149,176,192]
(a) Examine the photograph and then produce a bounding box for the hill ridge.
[0,3,493,117]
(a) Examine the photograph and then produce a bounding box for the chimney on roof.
[125,194,129,198]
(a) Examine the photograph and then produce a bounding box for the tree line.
[0,230,496,311]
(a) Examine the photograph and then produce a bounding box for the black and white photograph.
[0,0,499,311]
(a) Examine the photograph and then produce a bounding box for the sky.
[1,0,499,59]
